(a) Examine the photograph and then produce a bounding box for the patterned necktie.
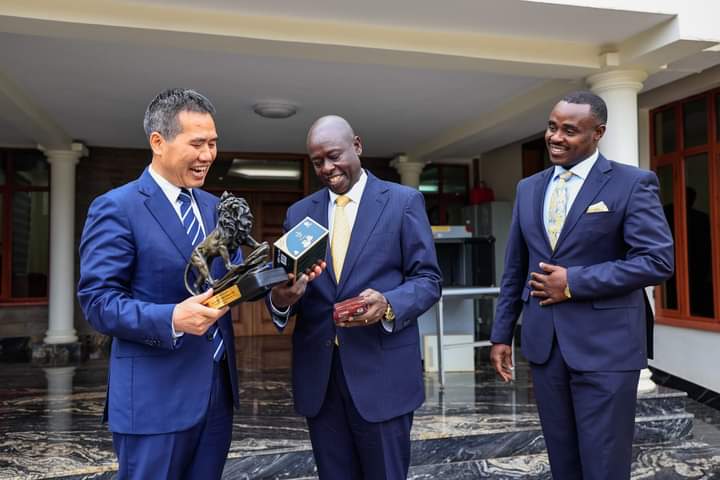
[331,195,351,282]
[178,188,205,248]
[547,170,574,250]
[178,189,224,362]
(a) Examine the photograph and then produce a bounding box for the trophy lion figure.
[184,192,262,295]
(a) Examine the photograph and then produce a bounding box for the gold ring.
[365,319,368,324]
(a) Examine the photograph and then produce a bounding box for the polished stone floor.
[2,336,720,479]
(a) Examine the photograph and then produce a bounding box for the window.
[656,164,677,310]
[651,89,720,330]
[419,164,469,224]
[0,149,50,302]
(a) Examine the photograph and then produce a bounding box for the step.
[405,440,720,480]
[221,440,720,480]
[217,392,694,480]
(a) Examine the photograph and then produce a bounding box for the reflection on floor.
[2,335,720,479]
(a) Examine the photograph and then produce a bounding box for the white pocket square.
[586,201,609,213]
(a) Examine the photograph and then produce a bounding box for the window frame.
[0,149,52,305]
[651,88,720,331]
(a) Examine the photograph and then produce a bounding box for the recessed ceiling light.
[253,102,297,119]
[228,158,301,180]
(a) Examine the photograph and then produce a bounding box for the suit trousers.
[530,338,640,480]
[112,357,234,480]
[307,347,414,480]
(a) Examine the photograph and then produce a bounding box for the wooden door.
[227,191,302,336]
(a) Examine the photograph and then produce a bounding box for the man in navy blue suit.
[78,88,239,479]
[268,116,442,479]
[490,91,674,479]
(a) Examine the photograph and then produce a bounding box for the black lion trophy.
[184,192,288,309]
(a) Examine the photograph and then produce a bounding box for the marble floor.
[2,336,720,479]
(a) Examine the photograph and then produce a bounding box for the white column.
[587,70,657,393]
[586,69,647,167]
[390,154,426,188]
[44,143,85,345]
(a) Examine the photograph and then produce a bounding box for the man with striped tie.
[78,88,239,479]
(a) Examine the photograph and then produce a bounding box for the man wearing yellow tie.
[268,115,442,479]
[490,91,674,479]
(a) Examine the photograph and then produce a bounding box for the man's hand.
[529,262,570,306]
[270,260,326,309]
[173,289,229,336]
[337,288,388,328]
[490,343,514,382]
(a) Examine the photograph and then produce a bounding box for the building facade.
[0,0,719,390]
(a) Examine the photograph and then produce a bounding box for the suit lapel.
[309,190,336,293]
[309,190,330,231]
[338,174,389,291]
[533,168,554,252]
[196,192,216,238]
[555,155,612,249]
[139,169,194,260]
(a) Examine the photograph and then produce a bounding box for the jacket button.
[325,340,332,347]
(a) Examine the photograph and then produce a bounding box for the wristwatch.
[384,303,396,322]
[563,285,572,299]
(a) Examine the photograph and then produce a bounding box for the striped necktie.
[178,188,205,248]
[177,189,224,362]
[547,170,574,250]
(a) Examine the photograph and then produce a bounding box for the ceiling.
[0,0,718,160]
[0,31,545,155]
[128,0,673,43]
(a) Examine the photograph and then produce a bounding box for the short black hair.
[561,90,607,125]
[143,88,216,140]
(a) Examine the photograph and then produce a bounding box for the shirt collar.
[148,165,192,203]
[553,149,599,181]
[328,169,368,206]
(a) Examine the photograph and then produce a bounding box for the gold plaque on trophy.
[204,285,242,309]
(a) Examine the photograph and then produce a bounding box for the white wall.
[638,65,720,392]
[652,325,720,392]
[639,65,720,113]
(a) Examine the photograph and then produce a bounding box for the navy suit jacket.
[269,172,442,422]
[491,155,674,371]
[78,169,240,434]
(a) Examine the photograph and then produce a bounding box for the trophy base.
[204,267,289,309]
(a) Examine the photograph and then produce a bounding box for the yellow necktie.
[547,170,573,250]
[331,195,351,282]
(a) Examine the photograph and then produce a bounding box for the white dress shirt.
[543,149,600,236]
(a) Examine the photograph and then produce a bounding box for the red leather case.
[333,296,368,323]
